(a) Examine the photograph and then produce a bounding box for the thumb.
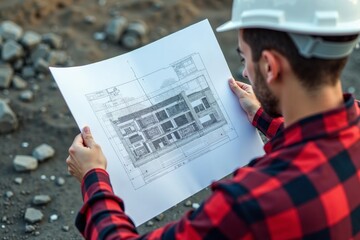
[229,78,246,98]
[82,126,96,148]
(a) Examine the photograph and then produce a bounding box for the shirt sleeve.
[252,107,284,139]
[75,168,253,240]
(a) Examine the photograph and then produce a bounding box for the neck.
[281,80,343,128]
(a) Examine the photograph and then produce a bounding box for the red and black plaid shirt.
[76,94,360,239]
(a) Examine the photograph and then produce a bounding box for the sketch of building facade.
[86,53,237,189]
[111,87,226,167]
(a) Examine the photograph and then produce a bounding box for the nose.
[242,68,248,79]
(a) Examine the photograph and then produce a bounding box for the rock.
[32,143,55,161]
[34,58,49,73]
[192,203,200,209]
[49,214,58,222]
[24,208,43,224]
[13,155,38,172]
[30,44,50,63]
[155,213,164,221]
[84,15,96,24]
[93,32,106,41]
[56,177,65,186]
[47,51,67,66]
[62,225,70,232]
[121,21,148,49]
[25,224,36,233]
[32,195,51,205]
[0,21,23,41]
[0,64,14,89]
[14,177,23,185]
[21,31,41,49]
[146,220,154,227]
[19,90,34,102]
[105,17,128,43]
[21,66,36,79]
[13,59,24,71]
[2,40,24,62]
[5,191,14,199]
[12,75,27,90]
[0,99,18,134]
[42,33,62,49]
[184,200,192,207]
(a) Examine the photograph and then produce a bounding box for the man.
[67,0,360,239]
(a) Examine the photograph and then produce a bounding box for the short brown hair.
[242,29,358,90]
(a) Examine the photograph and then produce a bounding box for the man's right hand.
[229,78,261,123]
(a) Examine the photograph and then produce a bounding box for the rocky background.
[0,0,359,239]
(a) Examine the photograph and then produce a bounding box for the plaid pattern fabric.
[76,94,360,240]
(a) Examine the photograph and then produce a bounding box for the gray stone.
[42,33,62,49]
[34,58,49,73]
[84,15,96,24]
[14,177,23,185]
[32,143,55,161]
[62,225,70,232]
[192,202,200,209]
[24,208,43,224]
[121,21,148,49]
[5,191,13,199]
[2,40,24,62]
[13,155,38,172]
[21,31,41,49]
[19,90,34,102]
[32,195,51,205]
[21,66,36,79]
[105,17,128,43]
[47,51,67,66]
[25,224,36,233]
[184,200,192,207]
[49,214,58,222]
[93,32,106,41]
[13,59,24,71]
[0,99,18,134]
[30,44,50,63]
[0,21,23,41]
[0,64,14,89]
[56,177,65,186]
[146,220,154,227]
[12,75,27,90]
[155,213,164,221]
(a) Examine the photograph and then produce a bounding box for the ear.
[260,50,280,85]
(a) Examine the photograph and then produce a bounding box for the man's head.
[219,0,360,117]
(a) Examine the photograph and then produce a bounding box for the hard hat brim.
[216,21,239,32]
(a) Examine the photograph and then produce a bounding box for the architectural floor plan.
[86,53,237,189]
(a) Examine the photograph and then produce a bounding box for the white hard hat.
[217,0,360,58]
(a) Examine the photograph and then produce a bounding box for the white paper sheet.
[50,19,264,226]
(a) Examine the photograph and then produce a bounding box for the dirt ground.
[0,0,359,239]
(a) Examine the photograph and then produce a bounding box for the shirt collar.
[264,94,359,153]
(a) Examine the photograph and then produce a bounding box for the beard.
[252,64,282,118]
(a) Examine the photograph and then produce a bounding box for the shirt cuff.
[252,107,264,127]
[81,168,113,202]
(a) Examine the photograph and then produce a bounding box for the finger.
[65,156,71,165]
[229,78,247,97]
[69,134,84,156]
[82,126,96,148]
[235,81,252,91]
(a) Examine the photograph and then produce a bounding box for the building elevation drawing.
[86,53,238,189]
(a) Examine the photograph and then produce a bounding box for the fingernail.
[83,126,90,134]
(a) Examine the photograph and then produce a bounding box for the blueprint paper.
[50,19,264,226]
